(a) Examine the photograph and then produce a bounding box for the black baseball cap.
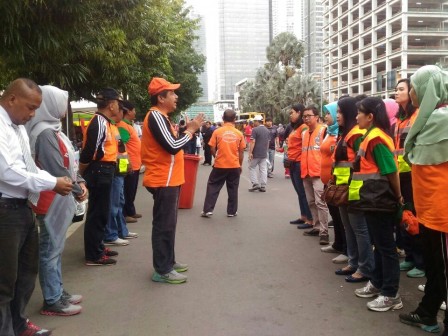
[96,88,123,103]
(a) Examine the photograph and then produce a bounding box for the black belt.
[91,161,116,166]
[0,197,29,209]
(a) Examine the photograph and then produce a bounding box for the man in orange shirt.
[141,77,203,284]
[118,100,142,223]
[201,109,246,218]
[301,105,330,245]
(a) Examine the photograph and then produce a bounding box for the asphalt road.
[26,153,441,336]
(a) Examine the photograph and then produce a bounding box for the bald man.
[0,78,73,336]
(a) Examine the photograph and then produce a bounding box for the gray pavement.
[26,153,441,335]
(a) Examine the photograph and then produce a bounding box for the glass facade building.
[303,0,324,76]
[217,0,271,100]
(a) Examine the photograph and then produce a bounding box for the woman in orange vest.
[333,96,373,283]
[350,97,403,312]
[320,102,348,263]
[301,106,330,245]
[393,79,425,279]
[287,104,313,227]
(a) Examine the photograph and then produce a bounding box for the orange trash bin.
[178,154,201,209]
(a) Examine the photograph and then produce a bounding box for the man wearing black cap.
[79,88,123,266]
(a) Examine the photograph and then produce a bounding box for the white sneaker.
[355,281,381,298]
[201,211,213,218]
[332,254,349,264]
[367,295,403,312]
[151,270,187,284]
[123,232,138,239]
[104,238,129,246]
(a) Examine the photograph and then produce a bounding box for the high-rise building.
[190,12,209,102]
[323,0,448,101]
[216,0,271,100]
[303,0,324,76]
[271,0,303,40]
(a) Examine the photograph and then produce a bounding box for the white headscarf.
[26,85,68,154]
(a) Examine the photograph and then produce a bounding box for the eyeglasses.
[302,114,316,119]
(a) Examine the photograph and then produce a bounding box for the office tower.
[303,0,324,76]
[190,12,209,102]
[271,0,303,40]
[323,0,448,101]
[217,0,271,100]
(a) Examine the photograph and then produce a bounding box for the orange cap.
[148,77,181,96]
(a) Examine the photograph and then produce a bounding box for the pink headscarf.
[383,98,399,127]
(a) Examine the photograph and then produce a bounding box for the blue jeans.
[340,207,374,277]
[37,215,64,305]
[289,161,312,220]
[105,175,129,241]
[365,211,400,297]
[268,149,275,174]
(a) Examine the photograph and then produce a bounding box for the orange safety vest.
[287,124,308,162]
[141,109,185,187]
[348,127,397,212]
[82,114,118,163]
[301,124,326,178]
[393,110,418,173]
[332,126,366,185]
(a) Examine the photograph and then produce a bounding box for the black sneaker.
[104,248,119,257]
[85,255,117,266]
[399,312,440,333]
[40,298,82,316]
[259,186,266,192]
[303,228,320,236]
[319,234,330,245]
[248,184,260,192]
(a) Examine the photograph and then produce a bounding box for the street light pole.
[320,48,324,115]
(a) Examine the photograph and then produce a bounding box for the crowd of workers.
[196,65,448,335]
[282,65,448,335]
[1,64,448,335]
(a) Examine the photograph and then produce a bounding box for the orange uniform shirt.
[209,123,246,168]
[141,109,185,187]
[287,124,308,162]
[320,134,337,185]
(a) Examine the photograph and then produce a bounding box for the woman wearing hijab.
[351,97,403,312]
[392,80,425,279]
[26,85,87,316]
[399,65,448,334]
[333,96,373,283]
[287,104,313,226]
[319,102,348,263]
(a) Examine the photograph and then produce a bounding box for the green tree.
[0,0,205,120]
[239,32,321,123]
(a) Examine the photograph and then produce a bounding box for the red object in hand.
[401,210,419,235]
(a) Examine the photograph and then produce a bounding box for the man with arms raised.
[142,77,203,284]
